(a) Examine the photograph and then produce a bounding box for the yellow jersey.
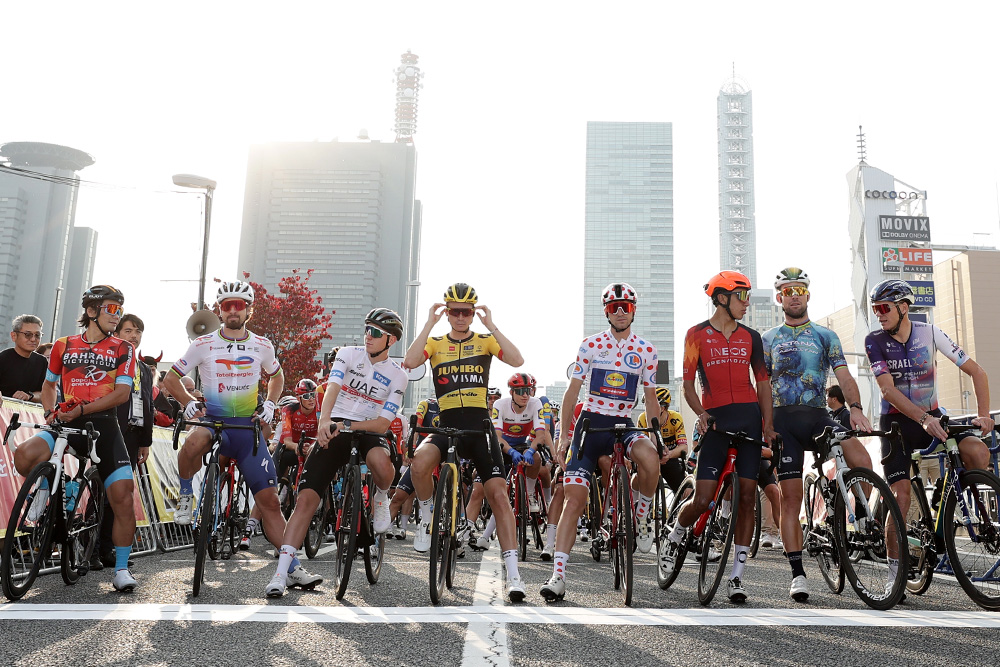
[638,409,687,450]
[424,332,503,411]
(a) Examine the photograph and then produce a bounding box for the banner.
[879,215,931,242]
[881,246,933,274]
[908,280,936,307]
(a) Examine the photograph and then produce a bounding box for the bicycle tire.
[364,530,385,585]
[749,487,763,558]
[803,473,844,594]
[658,475,694,590]
[2,462,58,601]
[229,476,250,554]
[588,477,602,562]
[515,471,528,562]
[61,466,104,585]
[834,467,907,610]
[212,470,233,560]
[906,477,935,595]
[698,473,739,606]
[615,465,634,606]
[304,487,330,559]
[429,464,456,604]
[530,480,545,550]
[193,460,219,597]
[334,465,361,600]
[942,469,1000,610]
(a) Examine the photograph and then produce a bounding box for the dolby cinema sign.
[879,215,931,242]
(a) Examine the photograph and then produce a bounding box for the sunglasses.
[365,324,390,339]
[447,307,475,318]
[727,289,751,301]
[100,303,124,316]
[300,392,317,400]
[511,387,532,396]
[220,299,248,313]
[16,331,42,340]
[779,286,809,297]
[604,301,636,315]
[871,303,895,315]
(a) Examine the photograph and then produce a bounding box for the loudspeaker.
[186,309,220,341]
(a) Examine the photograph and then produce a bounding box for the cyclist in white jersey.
[164,281,321,590]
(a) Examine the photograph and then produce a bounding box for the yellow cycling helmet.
[443,282,478,304]
[655,387,671,408]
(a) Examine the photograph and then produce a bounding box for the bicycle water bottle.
[64,480,80,512]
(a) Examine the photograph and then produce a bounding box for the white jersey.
[327,346,408,422]
[570,329,657,418]
[171,329,280,418]
[491,395,546,445]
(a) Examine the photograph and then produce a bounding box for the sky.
[5,2,1000,390]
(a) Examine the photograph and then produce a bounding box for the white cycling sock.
[553,551,569,580]
[276,545,296,582]
[543,487,552,507]
[418,497,432,523]
[484,514,497,540]
[400,513,409,530]
[635,493,653,520]
[668,522,686,544]
[730,544,749,580]
[502,549,520,580]
[546,523,557,549]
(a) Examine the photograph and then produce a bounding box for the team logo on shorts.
[605,372,626,388]
[623,352,642,369]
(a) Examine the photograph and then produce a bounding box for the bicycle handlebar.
[576,417,666,459]
[3,412,103,464]
[172,415,262,456]
[918,415,999,457]
[814,422,901,466]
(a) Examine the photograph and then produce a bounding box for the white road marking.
[461,544,509,667]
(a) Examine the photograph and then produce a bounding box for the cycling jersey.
[491,395,546,447]
[327,346,408,421]
[171,329,280,418]
[683,321,767,410]
[570,330,657,417]
[762,321,847,409]
[280,403,317,445]
[637,409,687,450]
[537,394,554,436]
[46,334,136,405]
[423,332,502,410]
[865,321,968,415]
[415,398,441,428]
[389,415,406,455]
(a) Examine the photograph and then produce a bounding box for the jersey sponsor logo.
[348,377,384,398]
[83,365,108,382]
[217,382,251,392]
[373,370,391,387]
[215,356,254,370]
[463,344,474,352]
[573,363,583,375]
[605,372,626,388]
[384,401,400,414]
[330,369,345,380]
[508,424,524,434]
[623,352,642,369]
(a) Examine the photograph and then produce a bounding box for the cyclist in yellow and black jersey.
[638,387,688,493]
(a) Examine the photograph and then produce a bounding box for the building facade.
[583,121,674,382]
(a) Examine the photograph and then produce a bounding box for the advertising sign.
[881,247,933,274]
[907,280,936,307]
[879,216,931,242]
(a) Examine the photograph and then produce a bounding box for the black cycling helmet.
[869,279,915,305]
[365,307,403,340]
[82,284,124,308]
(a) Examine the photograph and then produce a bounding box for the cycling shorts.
[196,416,276,495]
[298,429,390,496]
[397,466,415,495]
[660,457,687,494]
[878,410,977,486]
[774,405,846,482]
[563,410,644,489]
[757,456,777,489]
[421,407,505,484]
[695,402,762,483]
[42,413,132,488]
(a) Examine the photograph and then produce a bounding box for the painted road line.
[2,604,1000,627]
[461,542,509,667]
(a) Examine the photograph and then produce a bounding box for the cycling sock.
[179,476,194,496]
[553,551,569,579]
[730,544,749,580]
[288,555,301,574]
[543,487,552,507]
[276,545,296,580]
[668,522,686,544]
[114,546,131,572]
[375,487,390,501]
[418,497,432,523]
[502,550,520,580]
[400,514,409,530]
[245,518,260,535]
[787,550,806,578]
[546,524,557,548]
[635,493,653,520]
[484,514,497,540]
[888,557,900,582]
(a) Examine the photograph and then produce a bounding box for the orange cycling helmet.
[704,271,752,300]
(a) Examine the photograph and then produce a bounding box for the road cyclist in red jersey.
[13,285,141,592]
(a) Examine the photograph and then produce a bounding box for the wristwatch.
[341,419,352,430]
[849,402,863,410]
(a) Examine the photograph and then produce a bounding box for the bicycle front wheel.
[803,473,844,594]
[515,471,528,562]
[61,466,104,585]
[429,464,456,604]
[2,462,58,601]
[614,466,634,606]
[658,475,694,590]
[906,477,935,595]
[588,476,602,562]
[834,467,907,610]
[943,469,1000,610]
[334,465,361,600]
[213,470,233,560]
[193,460,220,597]
[698,473,739,606]
[749,487,763,558]
[305,487,331,559]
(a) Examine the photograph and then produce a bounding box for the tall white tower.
[393,51,422,144]
[717,76,756,285]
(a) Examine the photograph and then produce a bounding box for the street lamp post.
[172,174,217,310]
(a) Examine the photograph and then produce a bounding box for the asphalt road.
[1,529,998,667]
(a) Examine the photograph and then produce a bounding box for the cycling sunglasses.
[447,307,475,318]
[365,324,389,339]
[511,387,532,396]
[604,301,635,315]
[100,303,124,316]
[779,286,809,297]
[300,392,317,400]
[726,289,751,301]
[220,299,248,313]
[871,303,895,315]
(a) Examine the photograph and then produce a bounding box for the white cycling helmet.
[217,280,255,304]
[774,267,810,290]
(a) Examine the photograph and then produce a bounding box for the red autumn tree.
[224,269,333,394]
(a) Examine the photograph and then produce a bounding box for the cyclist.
[390,396,440,540]
[267,308,409,597]
[540,282,660,602]
[662,271,774,604]
[164,281,320,591]
[402,282,528,602]
[487,387,502,411]
[13,285,140,592]
[864,279,993,554]
[762,267,873,602]
[638,387,688,493]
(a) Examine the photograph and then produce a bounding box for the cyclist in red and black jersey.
[13,285,140,592]
[663,271,775,604]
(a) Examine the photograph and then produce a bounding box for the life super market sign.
[879,216,931,242]
[882,247,933,274]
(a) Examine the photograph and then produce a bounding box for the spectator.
[826,384,852,429]
[36,342,53,360]
[0,314,48,403]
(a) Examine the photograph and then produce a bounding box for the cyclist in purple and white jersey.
[865,279,994,522]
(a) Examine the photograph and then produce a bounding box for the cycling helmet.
[217,281,255,304]
[365,307,403,340]
[655,387,671,407]
[277,395,298,408]
[601,282,638,306]
[295,378,318,396]
[508,373,536,389]
[82,284,124,307]
[443,282,478,304]
[487,387,502,398]
[869,279,915,305]
[774,267,810,290]
[704,271,752,299]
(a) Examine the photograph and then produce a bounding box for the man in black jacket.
[826,385,852,429]
[0,314,47,403]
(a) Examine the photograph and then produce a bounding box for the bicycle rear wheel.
[429,464,456,604]
[698,473,739,606]
[588,476,602,562]
[61,466,104,585]
[906,478,935,595]
[305,487,331,559]
[613,466,634,606]
[334,465,360,600]
[658,475,694,590]
[515,471,528,562]
[227,476,250,555]
[943,469,1000,610]
[2,462,58,601]
[193,460,220,597]
[803,473,844,594]
[212,471,233,560]
[749,487,763,558]
[834,467,906,610]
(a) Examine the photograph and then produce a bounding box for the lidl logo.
[509,424,523,434]
[606,372,626,388]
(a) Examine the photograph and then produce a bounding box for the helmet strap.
[369,336,391,359]
[887,303,905,336]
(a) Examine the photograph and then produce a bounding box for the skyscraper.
[0,142,97,343]
[237,140,420,355]
[584,121,674,381]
